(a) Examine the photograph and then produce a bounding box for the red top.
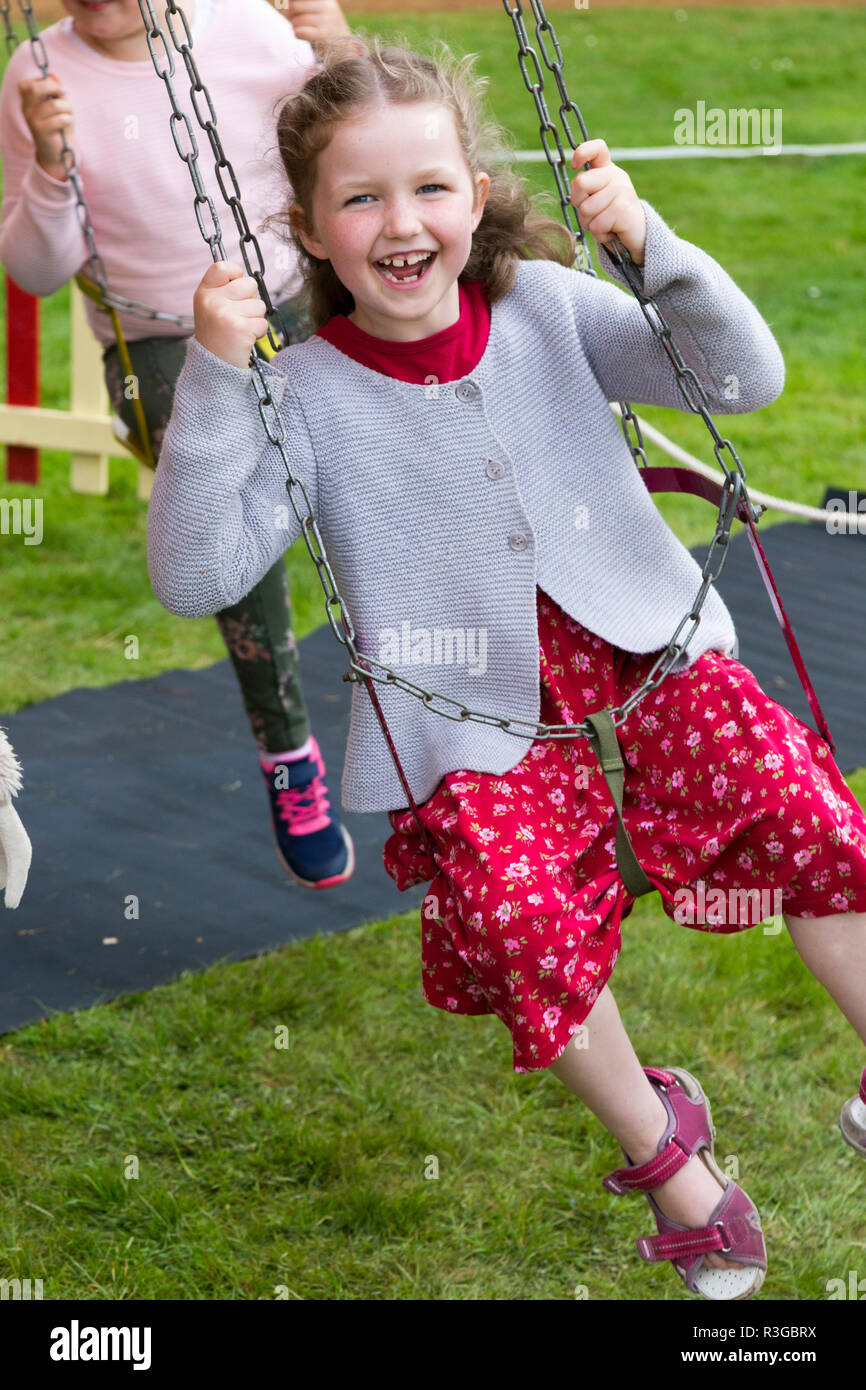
[315,278,491,384]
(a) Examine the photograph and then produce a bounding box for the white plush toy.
[0,725,32,909]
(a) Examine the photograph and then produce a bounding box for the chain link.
[134,0,761,747]
[7,0,194,329]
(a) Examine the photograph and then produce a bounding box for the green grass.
[1,8,865,1300]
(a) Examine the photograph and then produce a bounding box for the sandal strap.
[637,1220,730,1263]
[860,1067,866,1106]
[603,1136,690,1194]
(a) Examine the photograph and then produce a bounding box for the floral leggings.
[383,587,866,1074]
[103,295,312,754]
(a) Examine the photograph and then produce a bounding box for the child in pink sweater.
[0,0,357,889]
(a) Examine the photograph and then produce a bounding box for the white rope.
[609,403,864,528]
[515,142,866,163]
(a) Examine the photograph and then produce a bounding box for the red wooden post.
[5,273,40,484]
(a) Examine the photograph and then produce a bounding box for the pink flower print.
[652,844,665,857]
[528,893,544,907]
[793,849,813,869]
[451,781,470,793]
[704,837,720,857]
[504,857,532,881]
[445,997,459,1011]
[712,774,728,799]
[703,708,716,721]
[540,952,558,970]
[530,744,548,760]
[764,752,784,772]
[492,803,510,816]
[766,837,784,856]
[660,737,673,754]
[478,827,497,844]
[719,721,738,737]
[467,912,483,930]
[494,901,516,925]
[516,823,536,843]
[543,1005,562,1029]
[671,770,685,789]
[686,731,702,748]
[742,699,757,716]
[737,852,753,871]
[642,714,661,732]
[750,725,767,740]
[504,937,520,952]
[741,790,752,805]
[549,788,566,808]
[830,892,850,912]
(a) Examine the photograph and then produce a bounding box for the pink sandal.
[840,1066,866,1155]
[602,1065,767,1300]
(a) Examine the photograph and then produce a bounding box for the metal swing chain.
[500,0,766,719]
[3,0,194,329]
[135,0,756,746]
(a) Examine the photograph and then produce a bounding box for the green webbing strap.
[584,709,656,899]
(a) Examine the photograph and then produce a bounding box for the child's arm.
[563,139,785,414]
[146,261,317,619]
[0,64,89,296]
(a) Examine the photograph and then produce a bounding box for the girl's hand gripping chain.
[193,260,270,371]
[18,72,75,183]
[569,139,647,268]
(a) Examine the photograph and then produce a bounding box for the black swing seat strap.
[584,709,656,899]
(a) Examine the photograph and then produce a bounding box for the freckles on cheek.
[337,222,373,262]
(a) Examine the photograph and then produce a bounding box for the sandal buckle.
[715,1220,733,1253]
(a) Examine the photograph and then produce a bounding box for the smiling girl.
[145,35,866,1299]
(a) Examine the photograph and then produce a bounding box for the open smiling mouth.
[373,251,437,286]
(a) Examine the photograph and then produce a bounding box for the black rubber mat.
[0,514,863,1035]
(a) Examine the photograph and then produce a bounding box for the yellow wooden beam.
[70,280,111,493]
[0,403,117,453]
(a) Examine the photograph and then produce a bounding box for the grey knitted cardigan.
[147,198,786,814]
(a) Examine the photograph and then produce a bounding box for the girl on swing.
[0,0,356,889]
[146,36,866,1299]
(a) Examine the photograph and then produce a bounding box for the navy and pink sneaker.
[259,735,355,890]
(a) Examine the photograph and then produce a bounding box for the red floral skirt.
[383,588,866,1073]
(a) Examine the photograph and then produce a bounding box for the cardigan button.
[485,459,505,479]
[456,379,480,402]
[508,530,529,551]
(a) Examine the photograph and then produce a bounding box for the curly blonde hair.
[261,34,577,331]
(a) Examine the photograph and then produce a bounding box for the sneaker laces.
[275,769,331,835]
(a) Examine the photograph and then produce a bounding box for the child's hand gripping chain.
[569,138,647,267]
[17,71,74,183]
[193,260,270,371]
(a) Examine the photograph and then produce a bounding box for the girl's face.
[293,101,490,341]
[62,2,185,58]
